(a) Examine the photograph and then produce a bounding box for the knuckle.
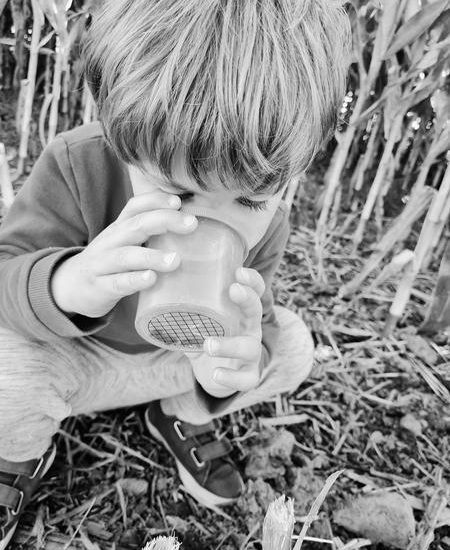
[79,262,95,283]
[111,275,128,294]
[129,214,143,231]
[116,248,131,268]
[126,195,140,210]
[142,249,155,263]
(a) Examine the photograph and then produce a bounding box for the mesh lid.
[144,310,226,352]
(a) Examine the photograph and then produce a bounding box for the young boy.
[0,0,350,546]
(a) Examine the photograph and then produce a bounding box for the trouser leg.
[0,328,195,462]
[0,306,314,461]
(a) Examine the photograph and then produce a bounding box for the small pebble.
[117,477,149,496]
[400,413,422,437]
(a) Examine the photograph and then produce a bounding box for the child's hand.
[50,192,197,318]
[187,267,265,398]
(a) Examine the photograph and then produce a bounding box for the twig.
[99,434,171,471]
[239,521,261,550]
[259,414,309,427]
[0,143,14,210]
[62,497,96,550]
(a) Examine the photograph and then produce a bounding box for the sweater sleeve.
[193,203,291,414]
[0,136,112,340]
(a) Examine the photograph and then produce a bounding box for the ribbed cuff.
[28,248,112,338]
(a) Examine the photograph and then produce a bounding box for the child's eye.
[237,197,268,211]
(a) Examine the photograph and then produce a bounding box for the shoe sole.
[145,410,240,509]
[0,445,57,550]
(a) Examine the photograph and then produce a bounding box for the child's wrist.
[50,260,77,316]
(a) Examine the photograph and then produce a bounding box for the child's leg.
[0,328,195,462]
[162,306,315,424]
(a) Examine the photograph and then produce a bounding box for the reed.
[0,142,14,210]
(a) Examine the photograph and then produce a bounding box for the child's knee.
[269,306,315,392]
[0,416,58,462]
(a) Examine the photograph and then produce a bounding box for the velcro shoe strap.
[197,439,232,462]
[0,482,22,512]
[180,421,215,438]
[0,456,42,478]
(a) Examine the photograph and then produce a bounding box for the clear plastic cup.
[135,214,248,352]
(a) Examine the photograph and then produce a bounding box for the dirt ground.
[1,88,449,550]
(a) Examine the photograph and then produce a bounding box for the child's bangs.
[83,0,351,195]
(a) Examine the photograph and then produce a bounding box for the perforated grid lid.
[146,311,226,351]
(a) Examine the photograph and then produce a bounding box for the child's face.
[127,152,287,249]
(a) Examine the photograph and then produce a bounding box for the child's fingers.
[94,210,197,249]
[213,364,260,392]
[229,283,263,332]
[235,267,265,298]
[97,269,158,298]
[203,335,261,363]
[115,191,181,223]
[94,245,180,276]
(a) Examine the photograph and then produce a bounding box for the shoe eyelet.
[173,421,187,441]
[11,490,24,516]
[190,447,205,469]
[29,456,44,480]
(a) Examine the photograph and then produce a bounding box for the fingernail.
[168,195,181,208]
[238,267,249,281]
[207,338,219,355]
[183,214,196,226]
[163,252,177,265]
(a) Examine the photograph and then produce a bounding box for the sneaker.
[145,401,244,508]
[0,445,56,550]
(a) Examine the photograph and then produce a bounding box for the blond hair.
[82,0,351,195]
